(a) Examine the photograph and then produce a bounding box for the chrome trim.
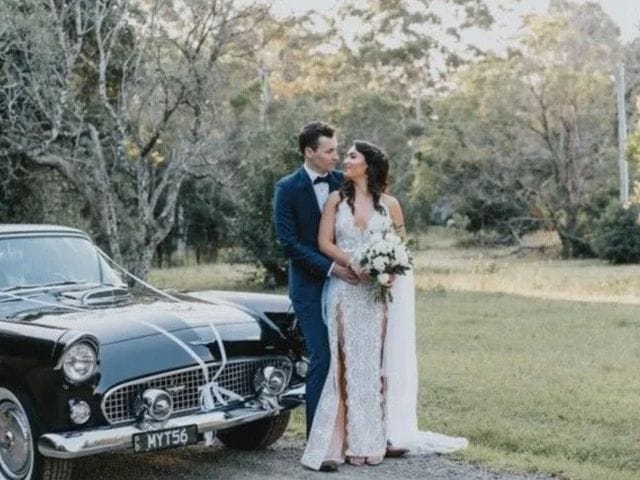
[101,356,293,425]
[38,385,305,460]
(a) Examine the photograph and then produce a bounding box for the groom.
[274,121,357,469]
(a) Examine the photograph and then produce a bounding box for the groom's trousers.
[292,299,331,438]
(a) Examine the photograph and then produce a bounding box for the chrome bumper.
[38,386,305,460]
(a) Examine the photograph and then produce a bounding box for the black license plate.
[133,425,198,453]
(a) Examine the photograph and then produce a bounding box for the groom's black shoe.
[385,446,409,458]
[319,460,339,472]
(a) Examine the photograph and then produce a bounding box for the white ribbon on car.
[132,318,242,445]
[94,249,248,446]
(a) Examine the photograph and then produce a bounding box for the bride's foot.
[346,456,366,466]
[365,455,384,466]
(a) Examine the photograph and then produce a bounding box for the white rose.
[372,257,387,272]
[377,273,391,286]
[378,241,392,254]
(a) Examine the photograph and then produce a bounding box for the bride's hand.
[348,260,368,282]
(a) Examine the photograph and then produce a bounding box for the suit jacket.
[274,167,344,303]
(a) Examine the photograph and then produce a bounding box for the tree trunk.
[557,210,593,259]
[130,243,155,284]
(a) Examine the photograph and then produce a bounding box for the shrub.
[591,202,640,264]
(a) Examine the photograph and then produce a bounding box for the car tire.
[0,387,72,480]
[217,411,291,451]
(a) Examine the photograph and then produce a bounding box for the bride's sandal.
[365,455,384,466]
[346,456,366,466]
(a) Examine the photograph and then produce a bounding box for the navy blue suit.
[274,167,344,435]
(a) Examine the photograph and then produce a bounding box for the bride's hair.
[339,140,389,215]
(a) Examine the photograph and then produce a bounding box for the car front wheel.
[0,387,72,480]
[217,411,290,450]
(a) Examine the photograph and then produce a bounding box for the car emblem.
[166,385,186,394]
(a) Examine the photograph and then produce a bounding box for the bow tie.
[313,175,330,185]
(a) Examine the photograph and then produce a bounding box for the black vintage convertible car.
[0,225,306,480]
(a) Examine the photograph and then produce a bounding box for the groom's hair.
[298,121,335,158]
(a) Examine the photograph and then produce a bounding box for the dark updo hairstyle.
[340,140,389,215]
[298,121,336,159]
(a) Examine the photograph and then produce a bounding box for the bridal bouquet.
[357,229,413,303]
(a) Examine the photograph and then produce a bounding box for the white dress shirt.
[303,163,330,212]
[303,163,335,277]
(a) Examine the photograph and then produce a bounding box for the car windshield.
[0,235,123,290]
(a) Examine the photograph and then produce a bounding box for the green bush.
[591,202,640,264]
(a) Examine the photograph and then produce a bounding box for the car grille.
[101,356,292,425]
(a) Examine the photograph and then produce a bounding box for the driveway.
[72,436,554,480]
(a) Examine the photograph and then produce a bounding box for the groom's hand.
[332,264,359,284]
[349,264,370,282]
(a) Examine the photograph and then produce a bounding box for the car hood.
[31,301,260,345]
[31,301,288,390]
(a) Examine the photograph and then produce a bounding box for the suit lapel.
[297,167,322,216]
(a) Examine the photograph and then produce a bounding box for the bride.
[301,140,468,470]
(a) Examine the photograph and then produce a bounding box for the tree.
[335,0,493,117]
[517,1,620,255]
[413,1,621,255]
[411,56,536,238]
[0,0,268,279]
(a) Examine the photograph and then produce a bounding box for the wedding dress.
[301,200,467,470]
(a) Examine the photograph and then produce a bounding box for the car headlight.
[254,366,289,396]
[62,342,98,384]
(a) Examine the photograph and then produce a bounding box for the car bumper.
[38,385,305,460]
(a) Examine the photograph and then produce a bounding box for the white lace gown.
[301,201,468,470]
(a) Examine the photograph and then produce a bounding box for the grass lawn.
[149,229,640,479]
[418,291,640,480]
[413,228,640,305]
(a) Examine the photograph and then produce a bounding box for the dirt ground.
[72,436,555,480]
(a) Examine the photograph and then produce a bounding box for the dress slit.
[325,302,347,462]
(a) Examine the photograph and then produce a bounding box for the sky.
[271,0,640,51]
